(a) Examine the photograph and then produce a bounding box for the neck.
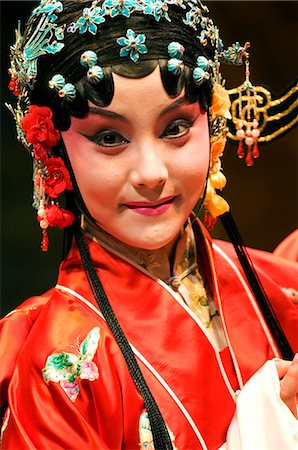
[81,215,180,281]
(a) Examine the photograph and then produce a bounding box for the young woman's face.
[62,67,210,250]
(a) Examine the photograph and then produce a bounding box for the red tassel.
[204,212,217,230]
[252,141,260,159]
[237,141,245,159]
[41,229,49,252]
[245,147,254,167]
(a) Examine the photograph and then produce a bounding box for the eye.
[88,130,129,147]
[160,119,194,139]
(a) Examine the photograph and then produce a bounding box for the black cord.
[75,227,173,450]
[220,212,294,360]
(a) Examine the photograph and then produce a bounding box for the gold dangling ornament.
[235,46,260,166]
[203,82,231,229]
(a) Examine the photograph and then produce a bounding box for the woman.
[1,1,297,448]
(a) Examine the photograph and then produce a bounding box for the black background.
[1,1,297,316]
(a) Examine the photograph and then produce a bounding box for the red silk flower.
[42,157,73,198]
[21,105,60,148]
[40,205,75,229]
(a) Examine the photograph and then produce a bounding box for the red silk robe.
[1,222,297,449]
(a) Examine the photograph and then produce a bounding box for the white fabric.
[220,359,298,450]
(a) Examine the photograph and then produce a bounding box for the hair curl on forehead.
[27,0,213,130]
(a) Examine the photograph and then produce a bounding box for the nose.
[129,143,168,189]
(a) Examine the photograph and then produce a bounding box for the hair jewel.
[23,3,65,83]
[143,0,171,22]
[67,4,106,35]
[167,42,185,75]
[80,51,104,83]
[193,56,211,86]
[219,41,250,66]
[48,74,76,100]
[117,29,148,62]
[168,42,184,59]
[183,3,208,30]
[104,0,139,18]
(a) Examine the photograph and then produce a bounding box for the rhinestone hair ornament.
[7,0,249,244]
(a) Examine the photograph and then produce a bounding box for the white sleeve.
[224,359,298,450]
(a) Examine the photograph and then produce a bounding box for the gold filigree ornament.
[227,45,298,166]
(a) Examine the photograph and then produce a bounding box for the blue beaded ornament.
[80,50,104,84]
[167,41,184,75]
[48,74,76,101]
[193,55,210,86]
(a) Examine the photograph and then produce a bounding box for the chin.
[119,227,180,251]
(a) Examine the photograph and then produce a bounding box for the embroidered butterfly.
[42,326,100,402]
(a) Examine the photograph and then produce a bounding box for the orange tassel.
[204,212,217,230]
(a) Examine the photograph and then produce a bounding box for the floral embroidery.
[139,410,178,449]
[42,327,100,402]
[117,29,148,63]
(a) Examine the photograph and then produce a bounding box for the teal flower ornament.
[117,29,148,63]
[72,6,106,35]
[143,0,171,22]
[103,0,139,18]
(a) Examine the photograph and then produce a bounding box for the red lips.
[124,195,176,208]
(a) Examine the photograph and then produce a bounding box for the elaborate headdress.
[7,0,249,249]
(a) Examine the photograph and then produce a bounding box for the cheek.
[62,133,128,215]
[174,131,210,185]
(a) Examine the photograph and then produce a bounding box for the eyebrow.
[88,107,124,120]
[158,97,188,117]
[88,97,189,121]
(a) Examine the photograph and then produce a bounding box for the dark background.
[1,1,297,316]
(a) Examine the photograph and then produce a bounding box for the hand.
[275,354,298,418]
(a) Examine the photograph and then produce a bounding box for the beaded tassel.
[235,50,261,166]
